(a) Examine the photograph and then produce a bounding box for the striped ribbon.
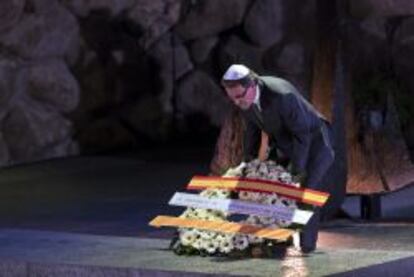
[187,175,329,206]
[149,215,295,241]
[169,192,313,225]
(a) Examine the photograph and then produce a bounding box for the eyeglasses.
[231,86,249,100]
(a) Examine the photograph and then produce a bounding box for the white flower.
[233,235,249,250]
[253,192,268,203]
[193,229,203,239]
[200,189,216,198]
[203,239,219,254]
[276,219,292,227]
[202,209,227,219]
[243,215,260,226]
[180,229,197,246]
[279,172,293,183]
[179,209,192,219]
[258,163,269,175]
[192,238,203,249]
[263,194,280,205]
[196,209,209,220]
[200,189,231,199]
[214,210,229,218]
[238,191,250,200]
[200,231,216,240]
[266,160,275,166]
[258,216,276,226]
[247,234,264,244]
[288,180,301,188]
[215,189,231,199]
[178,227,191,234]
[239,191,261,201]
[188,208,223,221]
[217,233,234,242]
[180,207,201,219]
[215,233,226,243]
[279,197,298,209]
[219,237,234,253]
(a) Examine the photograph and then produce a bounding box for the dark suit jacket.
[242,76,329,175]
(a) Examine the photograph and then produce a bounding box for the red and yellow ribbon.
[149,215,295,241]
[188,175,329,206]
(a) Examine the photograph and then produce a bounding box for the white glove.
[223,162,246,177]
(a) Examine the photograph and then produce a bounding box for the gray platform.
[0,151,413,276]
[1,226,414,277]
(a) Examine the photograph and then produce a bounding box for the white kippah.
[222,64,250,81]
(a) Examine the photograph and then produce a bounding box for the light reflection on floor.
[318,223,414,252]
[281,248,309,277]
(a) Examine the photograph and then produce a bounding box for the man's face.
[224,83,256,110]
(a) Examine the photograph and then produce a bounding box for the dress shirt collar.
[253,84,261,110]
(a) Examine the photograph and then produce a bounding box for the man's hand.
[287,163,306,185]
[292,172,307,185]
[223,162,246,177]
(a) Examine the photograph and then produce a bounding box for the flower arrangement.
[170,159,301,257]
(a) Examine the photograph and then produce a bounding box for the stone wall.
[0,0,318,166]
[2,0,414,166]
[344,13,414,158]
[0,0,80,166]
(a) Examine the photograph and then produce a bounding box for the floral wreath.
[170,159,302,257]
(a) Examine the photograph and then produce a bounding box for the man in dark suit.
[222,64,335,254]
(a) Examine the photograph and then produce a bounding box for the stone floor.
[0,148,413,276]
[1,225,414,276]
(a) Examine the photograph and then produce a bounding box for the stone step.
[1,228,414,276]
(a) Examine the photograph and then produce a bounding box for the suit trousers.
[299,122,335,250]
